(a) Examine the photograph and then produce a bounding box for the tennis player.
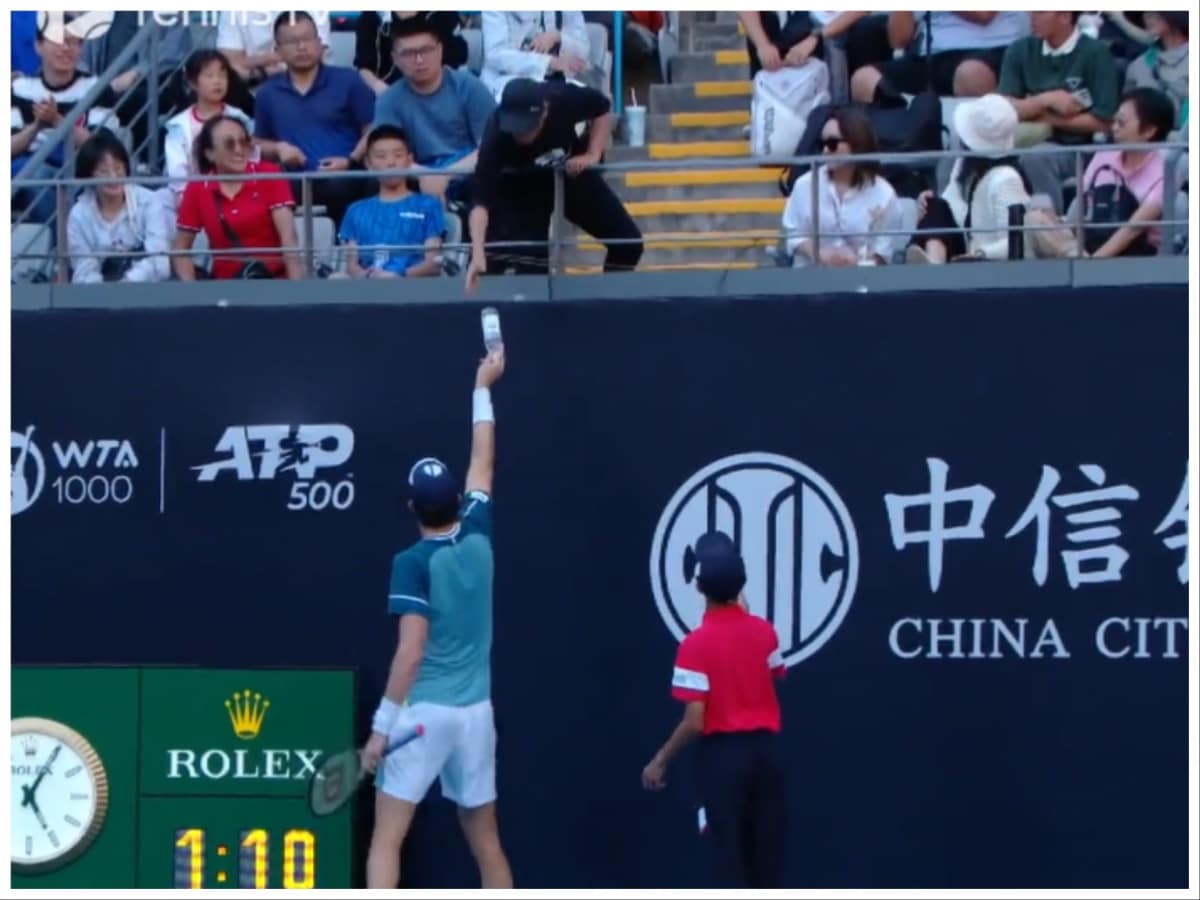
[642,531,787,888]
[360,347,512,889]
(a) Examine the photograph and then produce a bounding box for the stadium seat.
[295,214,337,270]
[11,223,52,283]
[463,27,483,75]
[329,31,355,68]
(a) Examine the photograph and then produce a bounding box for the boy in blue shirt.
[337,124,445,278]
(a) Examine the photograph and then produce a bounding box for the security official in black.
[464,77,643,289]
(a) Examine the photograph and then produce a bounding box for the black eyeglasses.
[821,136,843,152]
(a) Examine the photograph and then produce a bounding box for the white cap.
[955,94,1019,154]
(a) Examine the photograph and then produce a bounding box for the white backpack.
[750,59,831,157]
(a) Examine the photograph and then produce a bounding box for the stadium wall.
[10,278,1189,888]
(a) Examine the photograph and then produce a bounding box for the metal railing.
[12,141,1190,284]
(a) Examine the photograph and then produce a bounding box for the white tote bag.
[750,60,831,157]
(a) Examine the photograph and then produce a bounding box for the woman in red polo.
[172,115,302,280]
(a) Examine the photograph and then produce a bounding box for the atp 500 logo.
[192,424,355,512]
[11,425,140,516]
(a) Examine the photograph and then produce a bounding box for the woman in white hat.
[907,93,1034,263]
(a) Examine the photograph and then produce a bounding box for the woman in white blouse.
[480,10,593,100]
[907,94,1033,263]
[67,130,170,284]
[782,106,902,266]
[162,50,254,216]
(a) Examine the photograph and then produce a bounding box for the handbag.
[1082,164,1156,256]
[100,244,144,282]
[213,204,275,279]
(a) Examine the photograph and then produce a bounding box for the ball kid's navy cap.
[694,531,747,600]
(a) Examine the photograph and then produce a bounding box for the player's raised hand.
[475,347,505,389]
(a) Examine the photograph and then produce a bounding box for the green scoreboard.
[11,667,356,889]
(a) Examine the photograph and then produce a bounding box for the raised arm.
[465,348,505,496]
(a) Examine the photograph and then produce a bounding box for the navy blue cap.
[693,531,746,602]
[408,457,458,510]
[498,78,548,135]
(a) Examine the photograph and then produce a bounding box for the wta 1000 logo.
[11,425,140,515]
[192,424,356,512]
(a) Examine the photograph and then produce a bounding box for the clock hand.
[27,745,61,798]
[20,783,34,808]
[32,803,48,832]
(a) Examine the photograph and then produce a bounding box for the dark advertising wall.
[10,285,1189,888]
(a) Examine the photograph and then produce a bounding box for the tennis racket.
[307,725,424,817]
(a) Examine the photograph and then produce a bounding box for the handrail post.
[1159,149,1179,255]
[1073,148,1086,257]
[301,175,315,277]
[55,184,70,284]
[809,160,820,265]
[551,167,566,275]
[613,12,624,117]
[148,26,161,174]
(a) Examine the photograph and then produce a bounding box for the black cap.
[498,78,548,135]
[693,531,747,603]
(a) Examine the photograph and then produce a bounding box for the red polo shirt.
[671,604,784,735]
[176,161,294,280]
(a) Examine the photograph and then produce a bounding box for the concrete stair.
[598,14,782,271]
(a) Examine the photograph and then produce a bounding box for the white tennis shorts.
[377,699,497,808]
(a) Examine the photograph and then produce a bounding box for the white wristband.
[473,388,494,424]
[372,698,403,736]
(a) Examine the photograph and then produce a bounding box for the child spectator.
[336,125,445,278]
[67,129,170,283]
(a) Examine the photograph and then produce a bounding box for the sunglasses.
[821,136,844,152]
[219,136,252,152]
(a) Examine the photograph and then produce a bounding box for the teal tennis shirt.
[387,491,493,706]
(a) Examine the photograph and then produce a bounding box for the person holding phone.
[997,11,1120,212]
[253,12,375,227]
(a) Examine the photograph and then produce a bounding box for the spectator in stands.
[11,11,40,77]
[480,11,595,100]
[67,129,170,283]
[335,125,445,278]
[253,12,376,227]
[372,17,496,206]
[782,107,903,266]
[465,78,643,287]
[172,115,302,281]
[997,11,1120,213]
[1124,12,1188,136]
[79,11,201,154]
[741,12,889,79]
[851,12,1029,105]
[1081,87,1175,258]
[355,12,469,93]
[907,94,1033,263]
[217,10,331,87]
[11,19,119,224]
[162,51,254,215]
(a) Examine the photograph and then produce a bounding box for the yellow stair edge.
[624,197,786,217]
[566,261,759,274]
[713,49,750,65]
[647,140,750,159]
[625,167,781,188]
[693,81,752,98]
[668,110,751,128]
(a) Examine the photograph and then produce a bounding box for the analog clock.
[11,717,110,874]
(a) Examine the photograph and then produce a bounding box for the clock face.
[10,718,109,873]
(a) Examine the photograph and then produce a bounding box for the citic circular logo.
[650,452,859,668]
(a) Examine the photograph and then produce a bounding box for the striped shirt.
[11,71,118,173]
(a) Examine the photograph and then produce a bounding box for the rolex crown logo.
[22,736,37,758]
[225,689,270,740]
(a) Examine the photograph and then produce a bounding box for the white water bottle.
[481,307,503,353]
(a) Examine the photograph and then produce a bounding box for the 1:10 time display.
[174,828,316,889]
